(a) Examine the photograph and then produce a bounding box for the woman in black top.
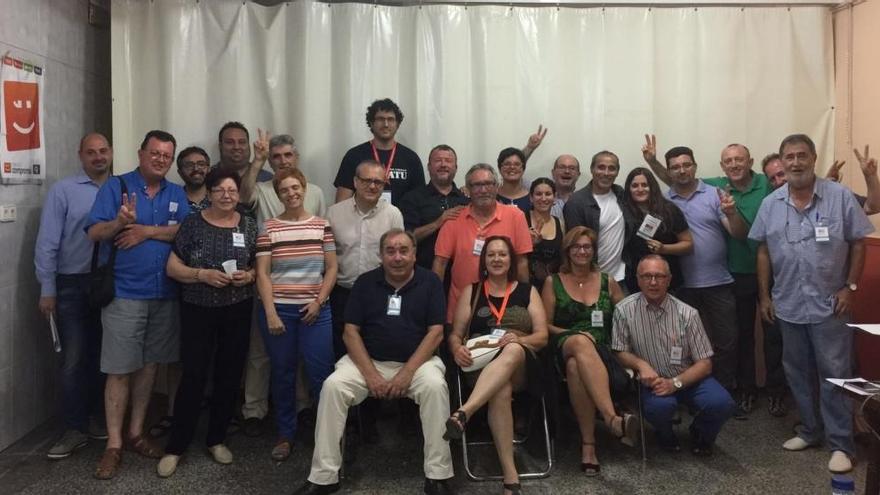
[526,178,563,288]
[622,168,693,293]
[158,168,257,477]
[496,147,531,213]
[445,236,549,495]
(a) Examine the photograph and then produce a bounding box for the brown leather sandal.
[94,448,122,480]
[271,438,292,462]
[125,433,163,459]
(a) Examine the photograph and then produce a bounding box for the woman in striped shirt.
[255,168,338,462]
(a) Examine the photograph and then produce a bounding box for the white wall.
[0,0,111,451]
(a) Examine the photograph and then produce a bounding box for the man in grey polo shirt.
[750,134,874,474]
[660,146,748,394]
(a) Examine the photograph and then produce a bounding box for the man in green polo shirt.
[702,144,771,419]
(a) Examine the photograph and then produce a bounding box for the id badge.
[472,238,486,256]
[490,328,507,338]
[386,295,402,316]
[815,224,830,243]
[169,201,179,213]
[591,310,604,328]
[168,220,178,226]
[232,232,246,248]
[636,214,662,240]
[381,190,392,204]
[670,346,683,365]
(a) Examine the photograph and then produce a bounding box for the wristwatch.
[848,282,858,292]
[672,377,683,390]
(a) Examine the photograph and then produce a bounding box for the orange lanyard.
[370,140,398,182]
[484,281,513,326]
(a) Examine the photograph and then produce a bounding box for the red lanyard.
[370,140,398,182]
[484,281,513,326]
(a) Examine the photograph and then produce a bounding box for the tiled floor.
[0,394,868,494]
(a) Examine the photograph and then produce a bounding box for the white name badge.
[815,225,830,242]
[232,232,246,248]
[381,190,392,204]
[169,201,178,213]
[591,310,604,328]
[387,294,402,316]
[490,328,507,338]
[472,238,485,256]
[168,220,178,226]
[670,345,683,365]
[636,214,662,240]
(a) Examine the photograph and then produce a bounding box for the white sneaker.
[157,454,180,478]
[829,451,853,473]
[782,436,813,451]
[208,444,233,465]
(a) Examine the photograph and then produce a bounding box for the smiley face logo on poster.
[3,81,41,151]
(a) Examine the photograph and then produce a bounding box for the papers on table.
[848,324,880,336]
[827,378,880,396]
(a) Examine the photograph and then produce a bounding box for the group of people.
[34,97,877,494]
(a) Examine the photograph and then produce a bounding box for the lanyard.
[370,140,398,182]
[484,281,513,326]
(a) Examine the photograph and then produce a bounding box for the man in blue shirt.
[35,133,112,459]
[86,130,191,479]
[750,134,874,475]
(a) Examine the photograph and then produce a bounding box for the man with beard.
[550,154,581,219]
[36,133,113,459]
[215,122,271,182]
[177,146,212,213]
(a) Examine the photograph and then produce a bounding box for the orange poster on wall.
[1,55,45,181]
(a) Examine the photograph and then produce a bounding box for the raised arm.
[642,134,671,186]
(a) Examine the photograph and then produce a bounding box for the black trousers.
[166,298,252,455]
[733,273,758,393]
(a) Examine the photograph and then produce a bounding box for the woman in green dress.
[541,226,637,476]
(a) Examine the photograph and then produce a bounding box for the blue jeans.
[258,303,334,440]
[56,274,105,432]
[778,317,854,454]
[641,376,735,448]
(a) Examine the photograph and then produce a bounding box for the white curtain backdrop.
[111,0,834,198]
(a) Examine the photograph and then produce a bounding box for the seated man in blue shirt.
[86,130,190,480]
[35,132,113,459]
[295,229,454,495]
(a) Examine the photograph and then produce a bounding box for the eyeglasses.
[637,274,670,282]
[373,116,397,124]
[569,243,593,252]
[148,150,173,162]
[554,165,579,173]
[468,181,497,191]
[211,188,239,197]
[180,160,209,172]
[356,176,385,188]
[668,162,695,173]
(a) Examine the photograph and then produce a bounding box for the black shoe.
[292,481,340,495]
[243,417,265,438]
[691,443,714,457]
[734,393,755,420]
[424,477,454,495]
[768,396,788,417]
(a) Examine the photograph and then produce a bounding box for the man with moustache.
[294,229,454,495]
[87,130,190,479]
[550,154,581,218]
[36,133,113,459]
[399,144,470,272]
[563,151,635,286]
[750,134,874,474]
[334,99,425,207]
[177,146,212,213]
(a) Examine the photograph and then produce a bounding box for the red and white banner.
[1,54,45,182]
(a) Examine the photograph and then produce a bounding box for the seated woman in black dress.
[445,235,549,495]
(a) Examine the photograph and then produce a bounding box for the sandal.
[503,481,522,494]
[580,442,600,477]
[94,448,122,480]
[443,410,468,441]
[271,438,292,462]
[609,414,639,447]
[125,433,163,459]
[148,416,173,438]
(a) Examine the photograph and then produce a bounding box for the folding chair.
[626,368,648,462]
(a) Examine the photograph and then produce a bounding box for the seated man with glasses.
[611,255,735,456]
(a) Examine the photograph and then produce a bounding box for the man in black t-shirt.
[334,98,425,208]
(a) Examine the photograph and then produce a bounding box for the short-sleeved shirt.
[344,266,446,363]
[333,141,425,208]
[665,180,733,288]
[326,198,404,289]
[434,203,533,322]
[399,181,470,269]
[704,173,772,274]
[187,194,211,214]
[251,180,326,228]
[86,170,191,299]
[611,293,714,379]
[255,216,335,304]
[172,212,257,307]
[748,178,875,323]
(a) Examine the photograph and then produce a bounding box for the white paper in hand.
[637,214,662,240]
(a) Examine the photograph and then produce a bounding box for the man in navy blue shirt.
[35,133,112,459]
[295,229,454,495]
[86,130,190,479]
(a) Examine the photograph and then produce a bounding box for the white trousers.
[308,355,454,485]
